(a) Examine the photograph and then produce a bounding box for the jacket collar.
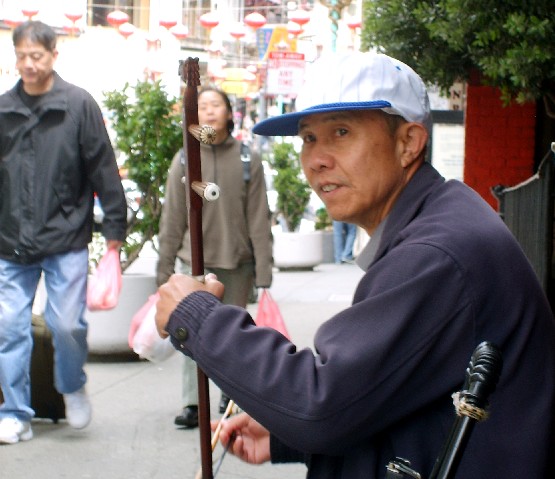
[367,162,445,267]
[0,71,67,115]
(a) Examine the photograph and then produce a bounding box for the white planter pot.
[86,274,157,355]
[273,231,324,270]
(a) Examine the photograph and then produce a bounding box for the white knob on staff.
[192,181,220,201]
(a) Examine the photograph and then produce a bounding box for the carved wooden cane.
[179,58,218,479]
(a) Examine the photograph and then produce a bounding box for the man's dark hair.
[13,21,57,52]
[198,87,234,134]
[382,113,407,135]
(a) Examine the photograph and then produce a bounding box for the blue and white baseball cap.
[253,52,431,136]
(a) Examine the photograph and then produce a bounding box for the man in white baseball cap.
[155,52,555,478]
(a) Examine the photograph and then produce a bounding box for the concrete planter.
[86,273,157,355]
[273,230,324,270]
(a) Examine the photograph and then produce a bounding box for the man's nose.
[21,57,36,69]
[303,145,334,172]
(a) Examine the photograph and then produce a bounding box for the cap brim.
[252,101,392,136]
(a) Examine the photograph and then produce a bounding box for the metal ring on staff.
[192,181,220,201]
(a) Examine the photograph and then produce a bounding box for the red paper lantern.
[289,9,310,26]
[65,12,83,23]
[199,12,219,30]
[286,21,303,37]
[107,10,129,27]
[4,16,24,29]
[145,32,159,49]
[170,23,189,40]
[118,22,136,39]
[347,19,362,30]
[63,23,80,35]
[244,12,266,30]
[22,8,39,19]
[159,18,177,30]
[229,23,246,40]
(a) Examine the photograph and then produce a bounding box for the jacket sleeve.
[165,242,473,456]
[156,151,188,286]
[246,150,273,288]
[81,93,127,241]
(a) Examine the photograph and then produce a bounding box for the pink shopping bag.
[86,249,122,311]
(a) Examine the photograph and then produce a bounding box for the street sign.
[266,51,305,96]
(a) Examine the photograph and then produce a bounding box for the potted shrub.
[103,79,183,271]
[269,141,323,269]
[86,79,182,355]
[270,141,312,232]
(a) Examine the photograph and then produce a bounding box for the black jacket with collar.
[0,73,126,263]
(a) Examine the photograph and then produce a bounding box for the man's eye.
[336,128,348,137]
[301,134,315,144]
[30,53,44,61]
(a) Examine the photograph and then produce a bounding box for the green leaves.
[270,142,312,232]
[103,80,182,271]
[361,0,554,104]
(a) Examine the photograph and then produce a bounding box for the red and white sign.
[266,51,305,96]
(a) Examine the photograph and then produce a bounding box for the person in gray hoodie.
[156,87,273,428]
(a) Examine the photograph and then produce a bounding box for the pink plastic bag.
[128,293,159,349]
[86,249,122,311]
[255,289,290,339]
[128,293,175,363]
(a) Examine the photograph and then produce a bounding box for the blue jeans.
[0,249,89,422]
[333,221,357,263]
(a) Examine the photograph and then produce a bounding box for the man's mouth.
[321,184,339,193]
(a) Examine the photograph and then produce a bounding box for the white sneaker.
[63,386,92,429]
[0,417,33,444]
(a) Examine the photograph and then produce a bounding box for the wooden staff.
[179,57,217,479]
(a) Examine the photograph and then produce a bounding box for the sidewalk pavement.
[0,262,364,479]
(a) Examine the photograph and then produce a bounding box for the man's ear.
[398,123,429,168]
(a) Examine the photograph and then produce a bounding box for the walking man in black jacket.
[0,21,127,444]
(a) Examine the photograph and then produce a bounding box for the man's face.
[298,110,413,233]
[14,38,57,95]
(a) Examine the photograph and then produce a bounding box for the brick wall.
[464,83,537,210]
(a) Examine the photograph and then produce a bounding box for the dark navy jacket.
[168,162,555,478]
[0,73,126,263]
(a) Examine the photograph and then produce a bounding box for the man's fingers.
[204,273,225,299]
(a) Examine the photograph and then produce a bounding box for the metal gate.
[493,146,555,294]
